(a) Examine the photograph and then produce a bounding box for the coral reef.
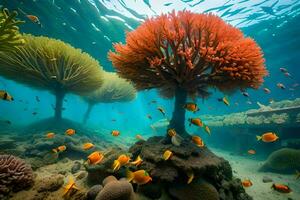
[260,148,300,173]
[95,175,135,200]
[0,155,34,197]
[109,10,267,137]
[0,34,104,120]
[126,137,251,200]
[83,72,136,123]
[0,7,24,52]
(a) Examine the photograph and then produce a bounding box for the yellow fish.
[131,155,143,167]
[187,170,194,184]
[127,169,152,185]
[204,125,211,135]
[62,176,79,197]
[112,154,130,171]
[218,96,230,106]
[163,150,173,160]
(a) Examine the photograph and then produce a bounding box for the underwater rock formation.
[128,137,252,200]
[0,34,104,120]
[94,175,135,200]
[109,10,267,138]
[260,148,300,173]
[83,72,136,123]
[0,155,34,198]
[0,7,25,52]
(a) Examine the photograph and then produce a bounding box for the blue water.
[0,1,300,199]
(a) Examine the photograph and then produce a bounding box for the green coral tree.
[0,7,25,52]
[82,72,136,123]
[0,34,104,120]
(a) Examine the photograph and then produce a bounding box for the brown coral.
[0,155,34,196]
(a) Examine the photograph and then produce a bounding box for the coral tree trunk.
[54,90,65,121]
[83,103,94,124]
[168,87,189,138]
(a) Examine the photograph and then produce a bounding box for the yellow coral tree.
[83,72,136,123]
[0,34,104,120]
[0,8,25,52]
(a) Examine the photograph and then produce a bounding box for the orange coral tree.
[109,11,268,137]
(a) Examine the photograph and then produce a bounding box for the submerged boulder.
[260,148,300,173]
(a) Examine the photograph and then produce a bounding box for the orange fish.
[167,128,181,146]
[127,170,152,185]
[167,128,177,137]
[204,125,211,135]
[189,118,203,127]
[271,184,292,193]
[52,145,66,153]
[87,151,104,165]
[26,15,42,27]
[82,143,94,150]
[65,129,75,136]
[136,134,144,140]
[157,107,166,116]
[183,102,199,112]
[112,154,130,171]
[62,176,79,197]
[191,135,204,147]
[256,132,279,143]
[163,150,173,160]
[131,155,143,167]
[111,130,120,136]
[242,179,253,187]
[46,132,55,139]
[247,149,256,155]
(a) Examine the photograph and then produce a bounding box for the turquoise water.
[0,1,300,200]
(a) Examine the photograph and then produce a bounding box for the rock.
[102,176,118,186]
[169,180,219,200]
[262,176,273,183]
[260,148,300,173]
[95,178,135,200]
[36,174,64,192]
[72,161,82,174]
[87,185,103,200]
[76,171,87,180]
[137,183,162,199]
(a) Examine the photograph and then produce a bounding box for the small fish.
[136,134,144,141]
[279,67,288,73]
[191,135,204,147]
[131,155,143,167]
[62,176,79,197]
[147,114,152,120]
[150,100,157,104]
[242,179,253,187]
[35,96,40,102]
[167,128,181,146]
[0,90,14,101]
[163,150,173,160]
[32,112,38,115]
[183,102,199,112]
[26,15,42,27]
[65,129,75,136]
[277,83,285,89]
[247,149,256,155]
[111,130,120,136]
[295,170,300,180]
[112,154,130,171]
[241,92,250,98]
[284,72,292,78]
[188,118,203,127]
[126,169,152,185]
[204,125,211,135]
[269,99,274,104]
[263,88,271,94]
[87,151,104,165]
[157,107,166,116]
[52,145,66,153]
[46,132,55,139]
[271,184,292,193]
[111,119,116,122]
[187,170,194,184]
[256,132,279,143]
[246,100,252,105]
[82,143,94,150]
[218,96,230,106]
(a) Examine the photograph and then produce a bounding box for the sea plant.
[0,7,25,52]
[0,34,104,120]
[109,10,268,137]
[82,72,136,123]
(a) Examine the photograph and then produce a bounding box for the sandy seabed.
[213,148,300,200]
